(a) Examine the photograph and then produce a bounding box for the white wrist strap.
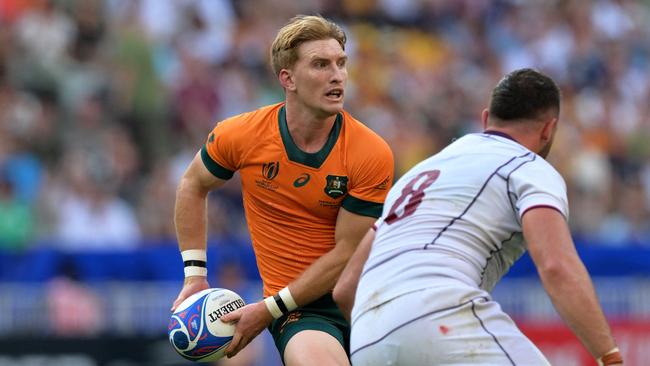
[264,296,283,319]
[264,287,299,319]
[181,249,207,277]
[279,287,298,311]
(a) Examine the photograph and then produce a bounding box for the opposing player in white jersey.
[333,69,623,365]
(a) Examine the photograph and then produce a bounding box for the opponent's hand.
[221,300,274,358]
[171,276,210,312]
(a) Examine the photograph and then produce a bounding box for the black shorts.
[268,293,350,363]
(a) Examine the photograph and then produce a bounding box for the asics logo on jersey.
[324,175,348,198]
[293,173,311,187]
[262,162,280,180]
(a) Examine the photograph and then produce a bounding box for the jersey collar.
[483,129,518,143]
[278,105,342,169]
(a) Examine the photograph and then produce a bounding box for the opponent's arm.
[221,208,375,357]
[333,228,375,321]
[523,207,622,365]
[171,151,226,311]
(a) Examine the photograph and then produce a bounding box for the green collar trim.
[278,106,342,168]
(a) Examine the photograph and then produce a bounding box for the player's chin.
[321,100,344,115]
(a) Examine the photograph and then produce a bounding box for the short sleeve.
[509,161,569,221]
[201,117,247,180]
[342,137,394,218]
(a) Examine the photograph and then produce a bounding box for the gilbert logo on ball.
[168,288,245,362]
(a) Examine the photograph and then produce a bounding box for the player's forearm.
[333,229,374,320]
[538,255,617,359]
[288,241,357,307]
[174,178,209,251]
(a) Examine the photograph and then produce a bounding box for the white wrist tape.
[181,249,207,262]
[181,249,207,277]
[264,296,283,319]
[279,287,298,312]
[184,266,208,277]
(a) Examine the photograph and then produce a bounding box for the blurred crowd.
[1,0,650,251]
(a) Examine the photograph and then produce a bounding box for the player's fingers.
[225,332,243,356]
[220,308,242,323]
[170,295,184,312]
[227,336,248,358]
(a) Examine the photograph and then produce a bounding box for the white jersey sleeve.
[509,160,569,221]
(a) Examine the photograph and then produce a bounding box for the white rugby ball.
[168,288,245,362]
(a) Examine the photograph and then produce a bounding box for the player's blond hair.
[270,15,346,76]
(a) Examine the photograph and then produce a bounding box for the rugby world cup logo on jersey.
[262,162,280,180]
[324,175,348,198]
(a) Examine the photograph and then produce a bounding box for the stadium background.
[1,0,650,365]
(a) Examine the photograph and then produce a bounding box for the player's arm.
[333,228,375,322]
[289,207,376,306]
[523,207,623,366]
[221,208,375,358]
[171,151,227,311]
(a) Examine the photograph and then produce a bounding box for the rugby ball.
[168,288,245,362]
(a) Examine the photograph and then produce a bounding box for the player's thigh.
[284,329,350,366]
[268,294,350,365]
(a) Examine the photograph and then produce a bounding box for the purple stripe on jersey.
[470,298,516,365]
[360,152,533,278]
[477,231,519,288]
[521,204,565,219]
[504,155,537,217]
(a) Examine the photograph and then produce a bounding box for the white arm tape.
[264,296,283,319]
[184,266,207,277]
[279,287,298,312]
[181,249,207,262]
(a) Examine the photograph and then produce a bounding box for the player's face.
[290,39,347,118]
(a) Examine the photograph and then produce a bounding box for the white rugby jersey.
[353,131,568,317]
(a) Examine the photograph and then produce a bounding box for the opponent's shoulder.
[511,154,567,195]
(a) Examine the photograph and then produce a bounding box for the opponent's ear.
[481,109,489,130]
[279,69,296,91]
[540,117,558,142]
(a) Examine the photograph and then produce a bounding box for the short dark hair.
[489,68,560,122]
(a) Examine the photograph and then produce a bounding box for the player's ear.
[279,69,296,91]
[481,109,489,130]
[540,117,558,142]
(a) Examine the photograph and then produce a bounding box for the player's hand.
[221,300,273,358]
[171,276,210,312]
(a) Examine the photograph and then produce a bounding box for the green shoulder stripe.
[201,145,235,180]
[342,195,383,218]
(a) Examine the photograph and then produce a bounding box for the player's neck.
[484,127,542,155]
[284,104,337,153]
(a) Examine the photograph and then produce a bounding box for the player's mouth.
[325,88,344,101]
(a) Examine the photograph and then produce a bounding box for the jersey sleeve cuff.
[521,204,566,220]
[342,195,383,218]
[201,145,235,180]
